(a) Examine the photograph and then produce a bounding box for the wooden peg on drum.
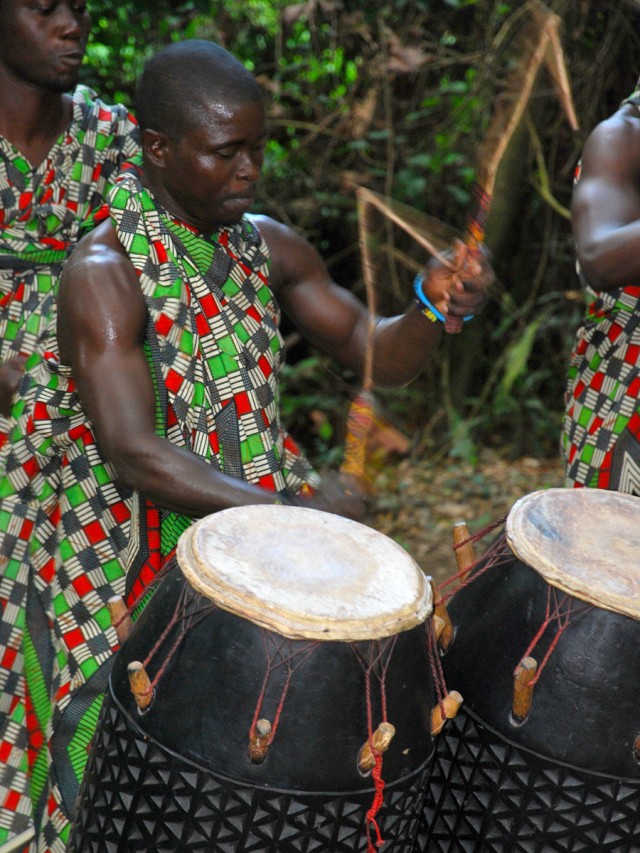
[431,690,463,736]
[433,614,447,642]
[249,718,272,764]
[453,521,475,581]
[107,594,132,644]
[430,579,453,651]
[512,655,537,725]
[127,661,154,713]
[357,722,396,775]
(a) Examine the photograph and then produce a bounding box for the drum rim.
[506,487,640,618]
[177,505,433,641]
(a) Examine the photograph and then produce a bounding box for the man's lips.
[57,52,84,66]
[226,192,255,204]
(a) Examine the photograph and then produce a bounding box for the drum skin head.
[506,487,640,618]
[177,504,432,640]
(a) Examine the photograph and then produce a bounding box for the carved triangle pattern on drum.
[68,698,430,852]
[416,710,640,852]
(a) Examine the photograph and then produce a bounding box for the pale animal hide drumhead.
[178,504,432,640]
[506,487,640,617]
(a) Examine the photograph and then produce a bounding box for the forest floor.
[366,447,565,587]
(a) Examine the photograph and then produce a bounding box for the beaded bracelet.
[413,274,446,324]
[413,273,474,324]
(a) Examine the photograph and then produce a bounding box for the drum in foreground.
[419,488,640,852]
[69,505,435,852]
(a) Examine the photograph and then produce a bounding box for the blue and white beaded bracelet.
[413,273,474,324]
[413,274,446,324]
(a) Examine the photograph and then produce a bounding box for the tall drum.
[69,505,436,852]
[419,488,640,852]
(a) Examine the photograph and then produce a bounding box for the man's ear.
[142,128,170,168]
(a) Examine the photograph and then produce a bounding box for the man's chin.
[46,75,81,94]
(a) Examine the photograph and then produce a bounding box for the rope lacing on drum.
[249,633,319,747]
[514,586,592,685]
[351,637,397,851]
[439,522,511,604]
[365,751,386,852]
[425,618,448,717]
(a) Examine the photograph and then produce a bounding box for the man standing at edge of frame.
[563,76,640,492]
[0,0,139,849]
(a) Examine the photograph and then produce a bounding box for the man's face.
[157,99,267,234]
[0,0,90,93]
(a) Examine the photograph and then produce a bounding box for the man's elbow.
[99,436,158,495]
[576,239,617,291]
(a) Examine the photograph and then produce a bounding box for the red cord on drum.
[365,750,386,852]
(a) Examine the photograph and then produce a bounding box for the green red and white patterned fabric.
[0,84,139,448]
[0,163,316,851]
[0,85,139,851]
[562,285,640,491]
[561,90,640,493]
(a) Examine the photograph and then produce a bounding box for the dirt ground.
[367,448,565,587]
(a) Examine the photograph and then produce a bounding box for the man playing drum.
[0,39,492,851]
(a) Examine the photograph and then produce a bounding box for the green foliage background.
[80,0,640,466]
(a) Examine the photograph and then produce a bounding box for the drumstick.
[444,0,578,333]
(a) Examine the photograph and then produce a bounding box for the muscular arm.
[256,216,490,388]
[57,222,279,517]
[572,103,640,291]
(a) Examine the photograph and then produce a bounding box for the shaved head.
[135,40,263,141]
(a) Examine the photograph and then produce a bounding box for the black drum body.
[69,563,435,852]
[418,545,640,852]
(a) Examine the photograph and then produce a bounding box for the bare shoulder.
[62,220,131,282]
[58,219,146,361]
[581,104,640,175]
[247,214,323,293]
[248,213,297,246]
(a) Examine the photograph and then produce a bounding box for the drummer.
[54,41,494,521]
[0,38,493,847]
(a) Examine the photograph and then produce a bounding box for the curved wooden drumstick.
[444,0,578,333]
[342,1,578,486]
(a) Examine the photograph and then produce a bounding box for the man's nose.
[237,151,261,181]
[57,3,85,39]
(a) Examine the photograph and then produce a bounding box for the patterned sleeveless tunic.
[0,85,140,447]
[0,166,315,851]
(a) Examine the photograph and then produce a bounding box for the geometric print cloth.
[103,164,317,501]
[0,165,316,852]
[561,94,640,494]
[561,284,640,492]
[0,87,139,852]
[0,84,139,446]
